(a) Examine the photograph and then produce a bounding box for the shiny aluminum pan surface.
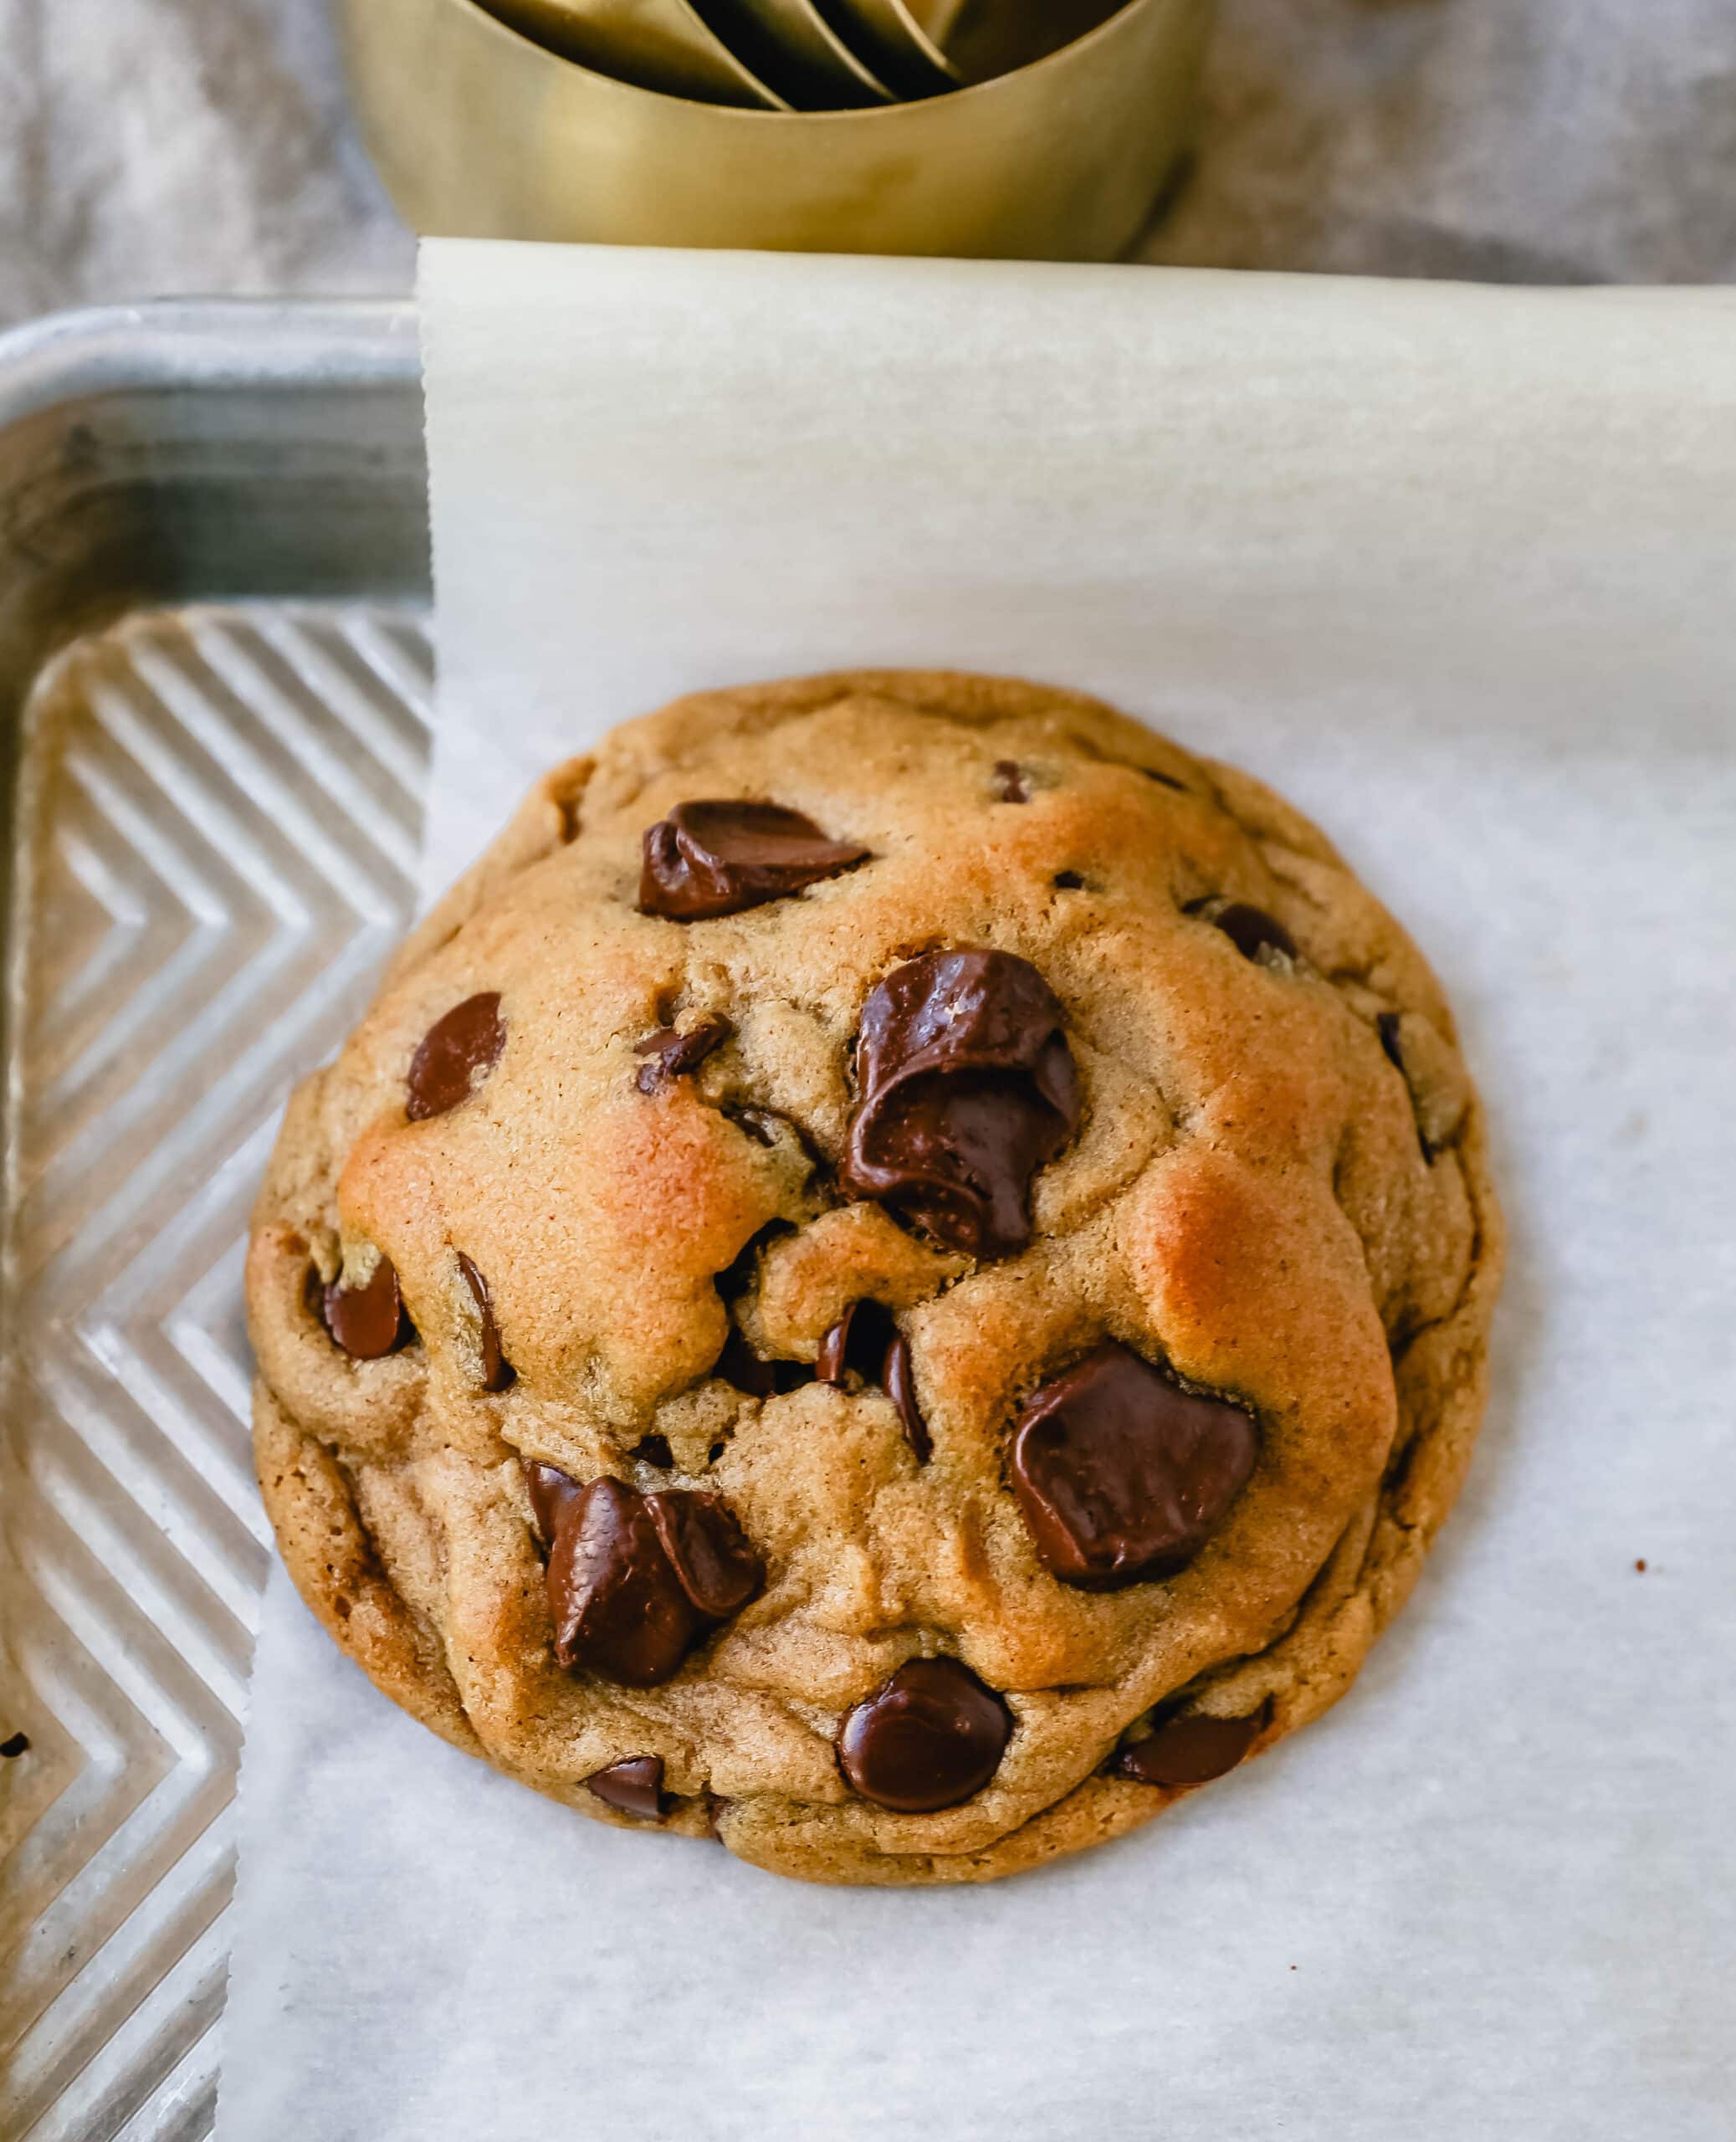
[340,0,1212,261]
[0,300,430,2142]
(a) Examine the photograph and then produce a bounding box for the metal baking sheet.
[0,301,429,2142]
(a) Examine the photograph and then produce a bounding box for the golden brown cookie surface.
[247,670,1501,1885]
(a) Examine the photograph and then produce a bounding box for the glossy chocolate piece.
[525,1459,585,1548]
[817,1297,896,1386]
[646,1490,765,1619]
[407,992,505,1120]
[818,1301,930,1463]
[638,800,868,920]
[841,949,1080,1259]
[1115,1704,1270,1786]
[837,1657,1011,1814]
[538,1471,762,1686]
[1208,902,1296,965]
[458,1253,514,1392]
[546,1476,701,1686]
[882,1334,931,1466]
[1009,1342,1257,1590]
[323,1255,412,1361]
[585,1755,667,1821]
[634,1015,732,1094]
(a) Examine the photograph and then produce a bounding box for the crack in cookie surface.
[247,669,1503,1885]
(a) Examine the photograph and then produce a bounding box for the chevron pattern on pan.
[0,603,432,2142]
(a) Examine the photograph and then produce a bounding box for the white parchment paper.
[218,244,1736,2140]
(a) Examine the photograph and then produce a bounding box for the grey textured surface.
[2,0,1733,331]
[2,601,431,2142]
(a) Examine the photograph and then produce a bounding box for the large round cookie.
[246,670,1502,1886]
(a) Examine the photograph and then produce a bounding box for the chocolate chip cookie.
[246,670,1502,1886]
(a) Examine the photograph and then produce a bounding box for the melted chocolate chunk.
[585,1755,667,1822]
[540,1473,762,1687]
[525,1459,585,1548]
[1207,902,1296,965]
[883,1334,932,1466]
[546,1476,702,1686]
[630,1432,674,1470]
[638,801,868,921]
[0,1732,29,1759]
[1115,1703,1270,1786]
[817,1302,930,1463]
[407,992,505,1120]
[323,1256,412,1361]
[840,949,1080,1259]
[992,760,1029,803]
[647,1490,765,1618]
[837,1657,1011,1814]
[635,1016,732,1094]
[817,1298,896,1386]
[1009,1343,1258,1591]
[458,1253,514,1392]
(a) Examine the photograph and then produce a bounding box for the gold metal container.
[337,0,1213,262]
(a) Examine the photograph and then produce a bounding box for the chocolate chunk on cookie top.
[541,1470,764,1687]
[639,800,868,920]
[248,670,1500,1886]
[458,1254,514,1391]
[1116,1705,1271,1787]
[323,1255,412,1361]
[586,1756,668,1821]
[841,949,1080,1258]
[407,992,505,1120]
[838,1658,1012,1813]
[1010,1344,1258,1590]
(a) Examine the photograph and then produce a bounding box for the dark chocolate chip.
[525,1459,585,1548]
[630,1432,674,1469]
[323,1256,412,1361]
[817,1298,897,1387]
[883,1334,932,1465]
[837,1657,1012,1814]
[1207,902,1296,965]
[819,1303,930,1463]
[0,1731,29,1759]
[546,1476,702,1686]
[1009,1342,1258,1591]
[992,760,1029,804]
[646,1490,765,1618]
[407,992,505,1120]
[1052,871,1085,891]
[458,1253,514,1392]
[840,949,1080,1259]
[544,1475,761,1686]
[638,800,868,921]
[635,1015,732,1094]
[1115,1702,1271,1786]
[585,1755,667,1821]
